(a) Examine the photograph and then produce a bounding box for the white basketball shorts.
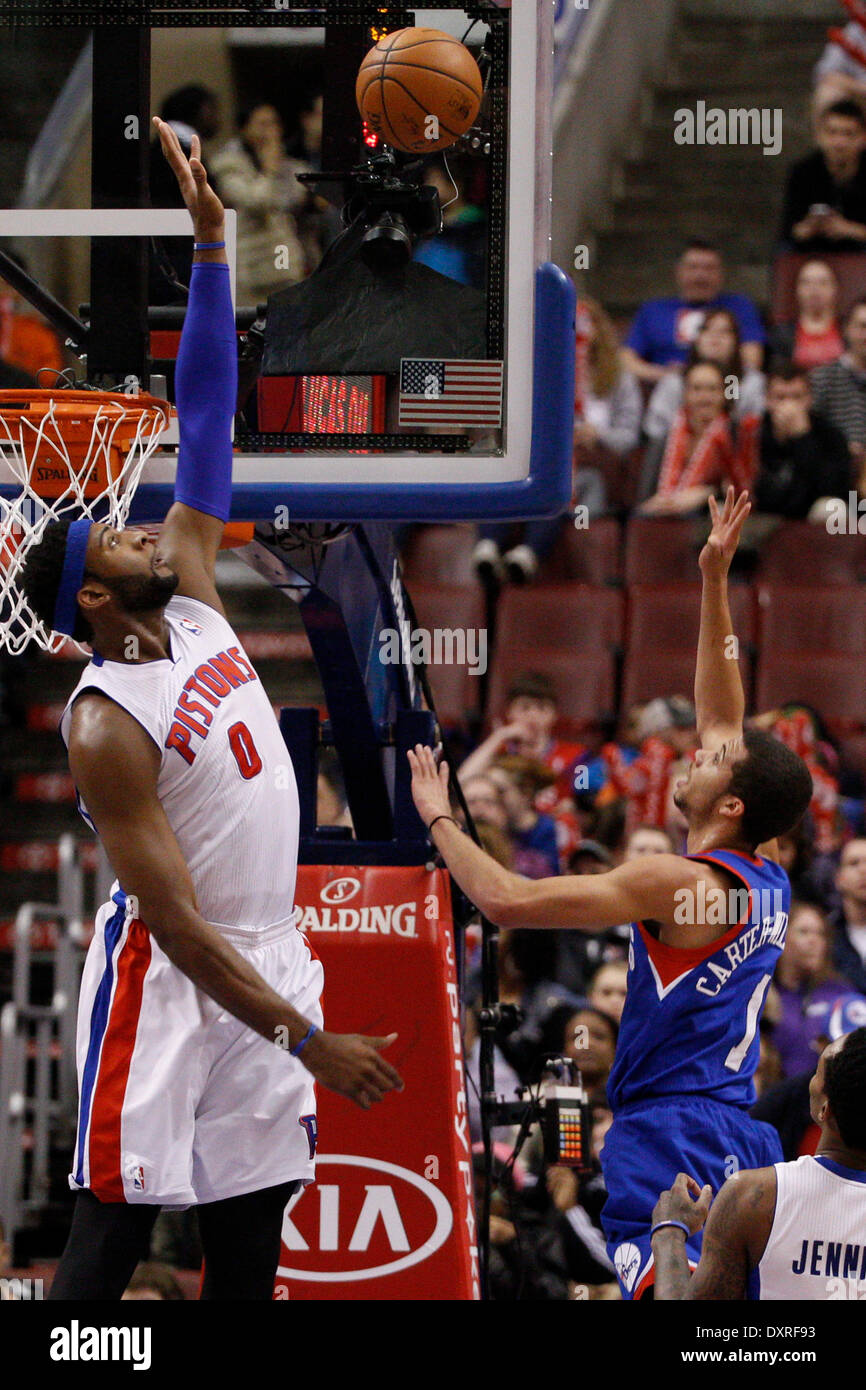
[69,890,324,1206]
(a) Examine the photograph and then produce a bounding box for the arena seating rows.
[403,517,866,736]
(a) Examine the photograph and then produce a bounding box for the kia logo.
[278,1155,453,1282]
[320,877,362,904]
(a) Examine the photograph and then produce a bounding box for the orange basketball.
[356,27,483,154]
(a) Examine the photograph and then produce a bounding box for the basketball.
[356,27,483,154]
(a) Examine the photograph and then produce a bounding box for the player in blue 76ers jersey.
[409,486,814,1299]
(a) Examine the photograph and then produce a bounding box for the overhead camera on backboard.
[334,23,491,270]
[295,149,444,273]
[255,21,493,380]
[294,18,492,273]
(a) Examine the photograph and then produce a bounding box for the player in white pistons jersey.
[16,121,401,1302]
[60,595,300,933]
[650,1027,866,1299]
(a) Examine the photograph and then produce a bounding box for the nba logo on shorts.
[614,1242,642,1294]
[124,1158,146,1192]
[178,617,202,636]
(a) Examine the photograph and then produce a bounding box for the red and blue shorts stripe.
[75,892,152,1201]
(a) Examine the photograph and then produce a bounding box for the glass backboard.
[0,1,574,523]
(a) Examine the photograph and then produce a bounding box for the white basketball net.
[0,391,169,654]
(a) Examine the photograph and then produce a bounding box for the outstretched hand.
[698,486,751,580]
[152,116,224,238]
[652,1172,713,1236]
[407,743,452,829]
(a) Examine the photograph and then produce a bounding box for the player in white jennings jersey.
[650,1027,866,1299]
[17,121,401,1300]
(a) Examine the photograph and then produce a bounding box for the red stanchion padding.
[274,865,480,1301]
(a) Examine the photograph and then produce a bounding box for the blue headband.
[52,518,93,637]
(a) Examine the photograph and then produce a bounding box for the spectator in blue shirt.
[620,239,765,385]
[488,756,561,880]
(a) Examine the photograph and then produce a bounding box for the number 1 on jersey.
[228,721,263,780]
[725,973,772,1073]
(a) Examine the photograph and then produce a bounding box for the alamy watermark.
[379,625,488,676]
[0,1276,43,1300]
[674,101,782,157]
[673,884,785,928]
[49,1322,151,1370]
[823,492,866,535]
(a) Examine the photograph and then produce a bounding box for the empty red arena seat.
[626,584,755,654]
[756,523,866,585]
[621,650,725,712]
[757,586,866,654]
[537,517,622,585]
[495,585,624,655]
[400,524,480,587]
[406,583,486,638]
[624,518,704,585]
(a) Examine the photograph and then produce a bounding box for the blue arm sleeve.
[173,262,237,522]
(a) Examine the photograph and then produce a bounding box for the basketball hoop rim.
[0,388,170,428]
[0,386,172,513]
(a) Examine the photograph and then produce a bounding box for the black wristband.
[428,814,460,834]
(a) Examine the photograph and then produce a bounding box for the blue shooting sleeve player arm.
[173,261,237,522]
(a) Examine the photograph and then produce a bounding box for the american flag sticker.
[398,359,504,428]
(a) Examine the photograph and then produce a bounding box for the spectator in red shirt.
[760,705,839,856]
[598,696,698,840]
[767,260,845,370]
[637,360,759,515]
